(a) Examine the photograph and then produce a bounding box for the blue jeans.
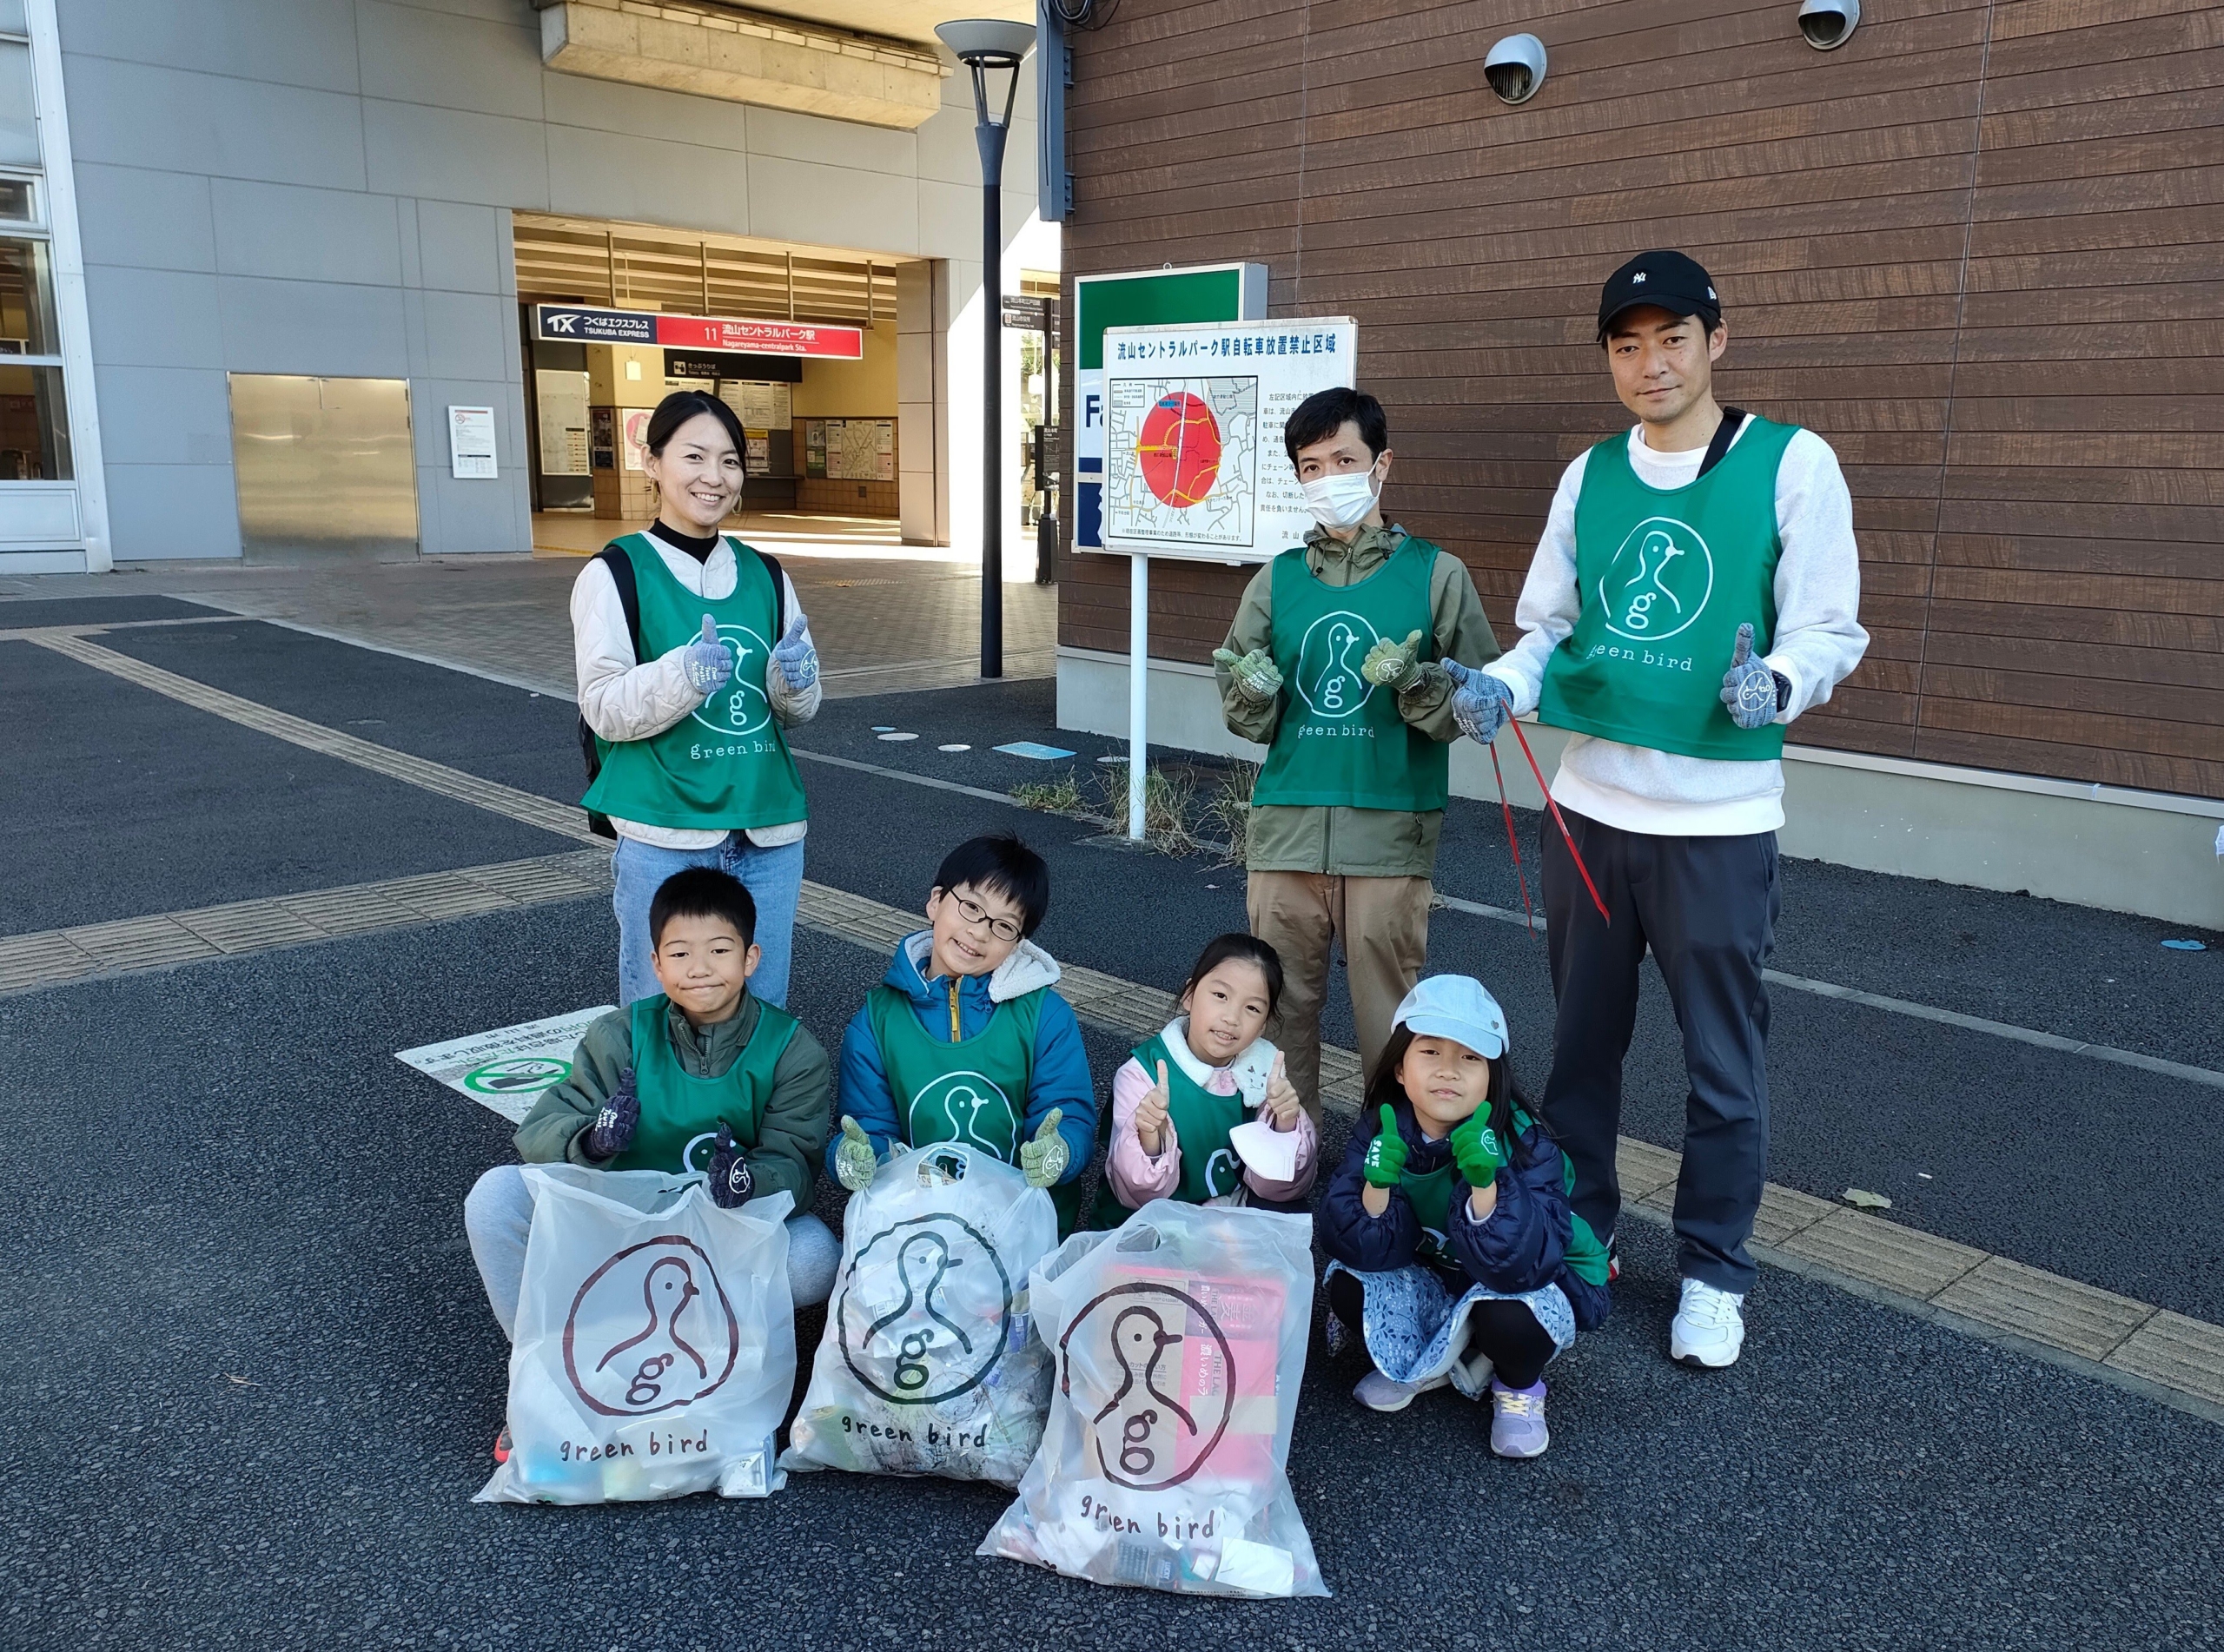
[612,833,805,1008]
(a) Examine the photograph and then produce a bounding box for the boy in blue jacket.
[1319,975,1610,1458]
[827,831,1096,1233]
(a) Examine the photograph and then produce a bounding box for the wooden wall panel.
[1060,0,2224,799]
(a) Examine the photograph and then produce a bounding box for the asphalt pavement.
[3,597,2221,1649]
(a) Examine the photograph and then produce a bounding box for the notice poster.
[447,406,498,480]
[620,407,652,472]
[534,369,590,476]
[830,420,888,480]
[804,421,828,479]
[1101,318,1355,564]
[729,380,791,431]
[745,433,771,474]
[394,1007,615,1124]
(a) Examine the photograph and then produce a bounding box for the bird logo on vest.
[688,621,771,737]
[1599,516,1714,643]
[908,1071,1019,1160]
[1294,609,1382,721]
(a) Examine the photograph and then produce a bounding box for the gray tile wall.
[54,0,1040,560]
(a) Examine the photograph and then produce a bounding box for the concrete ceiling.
[748,0,1032,49]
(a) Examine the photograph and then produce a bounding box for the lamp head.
[935,17,1036,64]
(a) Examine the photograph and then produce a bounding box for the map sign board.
[1099,318,1357,564]
[1073,264,1267,555]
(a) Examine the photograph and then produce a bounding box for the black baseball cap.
[1597,250,1721,340]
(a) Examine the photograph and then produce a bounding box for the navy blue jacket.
[1320,1100,1611,1332]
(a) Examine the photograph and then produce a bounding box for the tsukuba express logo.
[837,1213,1015,1406]
[1599,518,1714,642]
[689,623,772,737]
[906,1072,1019,1160]
[462,1056,571,1097]
[1294,610,1381,720]
[563,1236,742,1417]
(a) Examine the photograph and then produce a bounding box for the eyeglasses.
[945,889,1023,943]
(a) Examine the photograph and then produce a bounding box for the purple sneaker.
[1489,1378,1549,1458]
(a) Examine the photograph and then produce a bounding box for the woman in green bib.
[573,391,822,1009]
[1094,934,1316,1224]
[827,833,1099,1235]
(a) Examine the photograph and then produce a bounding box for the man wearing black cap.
[1442,252,1868,1370]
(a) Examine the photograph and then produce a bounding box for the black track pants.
[1539,809,1779,1295]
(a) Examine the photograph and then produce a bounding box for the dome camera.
[1797,0,1860,50]
[1484,34,1547,104]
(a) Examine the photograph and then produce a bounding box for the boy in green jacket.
[464,866,839,1420]
[1214,387,1500,1121]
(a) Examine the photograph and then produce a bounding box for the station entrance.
[513,213,929,563]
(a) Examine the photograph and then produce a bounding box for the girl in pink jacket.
[1091,934,1319,1224]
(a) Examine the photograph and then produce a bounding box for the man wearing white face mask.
[1213,388,1499,1122]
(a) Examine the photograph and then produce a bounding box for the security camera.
[1483,33,1546,104]
[1797,0,1859,50]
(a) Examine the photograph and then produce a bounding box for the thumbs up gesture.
[1020,1108,1069,1188]
[680,614,737,696]
[1360,1104,1408,1188]
[834,1113,879,1193]
[706,1121,754,1209]
[1719,621,1783,730]
[1213,645,1284,704]
[1261,1051,1301,1132]
[770,611,818,692]
[1134,1060,1172,1155]
[1360,627,1426,691]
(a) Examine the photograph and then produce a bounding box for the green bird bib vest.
[607,995,798,1175]
[1252,538,1450,811]
[865,981,1043,1164]
[1400,1158,1459,1264]
[580,533,811,830]
[1537,419,1800,762]
[1139,1032,1248,1204]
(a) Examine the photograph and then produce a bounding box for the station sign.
[533,303,864,360]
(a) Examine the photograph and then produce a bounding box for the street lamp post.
[936,17,1036,680]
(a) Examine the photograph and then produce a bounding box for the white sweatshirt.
[1484,420,1870,836]
[571,525,820,850]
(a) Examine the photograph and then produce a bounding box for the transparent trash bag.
[978,1199,1327,1598]
[476,1166,796,1504]
[782,1143,1057,1486]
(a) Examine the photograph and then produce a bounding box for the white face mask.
[1299,463,1381,530]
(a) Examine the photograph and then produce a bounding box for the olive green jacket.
[513,992,831,1210]
[1216,523,1499,877]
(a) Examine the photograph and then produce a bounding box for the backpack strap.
[726,536,789,637]
[594,542,644,663]
[1696,406,1749,479]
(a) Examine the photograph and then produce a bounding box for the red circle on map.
[1136,393,1222,509]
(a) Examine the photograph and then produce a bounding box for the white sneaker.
[1353,1368,1451,1412]
[1670,1278,1746,1368]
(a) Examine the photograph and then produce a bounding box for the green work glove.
[1450,1109,1510,1190]
[1212,646,1284,704]
[1019,1109,1069,1188]
[834,1113,879,1193]
[1360,1104,1408,1188]
[1360,628,1426,691]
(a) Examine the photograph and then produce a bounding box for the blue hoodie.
[828,930,1096,1187]
[1320,1100,1612,1332]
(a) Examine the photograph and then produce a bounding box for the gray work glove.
[1720,623,1789,731]
[705,1123,753,1209]
[584,1067,639,1161]
[1360,629,1426,691]
[770,613,817,692]
[834,1114,879,1193]
[1018,1110,1069,1189]
[1212,646,1283,704]
[680,615,736,696]
[1442,658,1514,744]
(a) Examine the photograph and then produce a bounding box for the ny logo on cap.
[1632,271,1647,283]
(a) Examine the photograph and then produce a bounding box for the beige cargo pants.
[1247,871,1433,1120]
